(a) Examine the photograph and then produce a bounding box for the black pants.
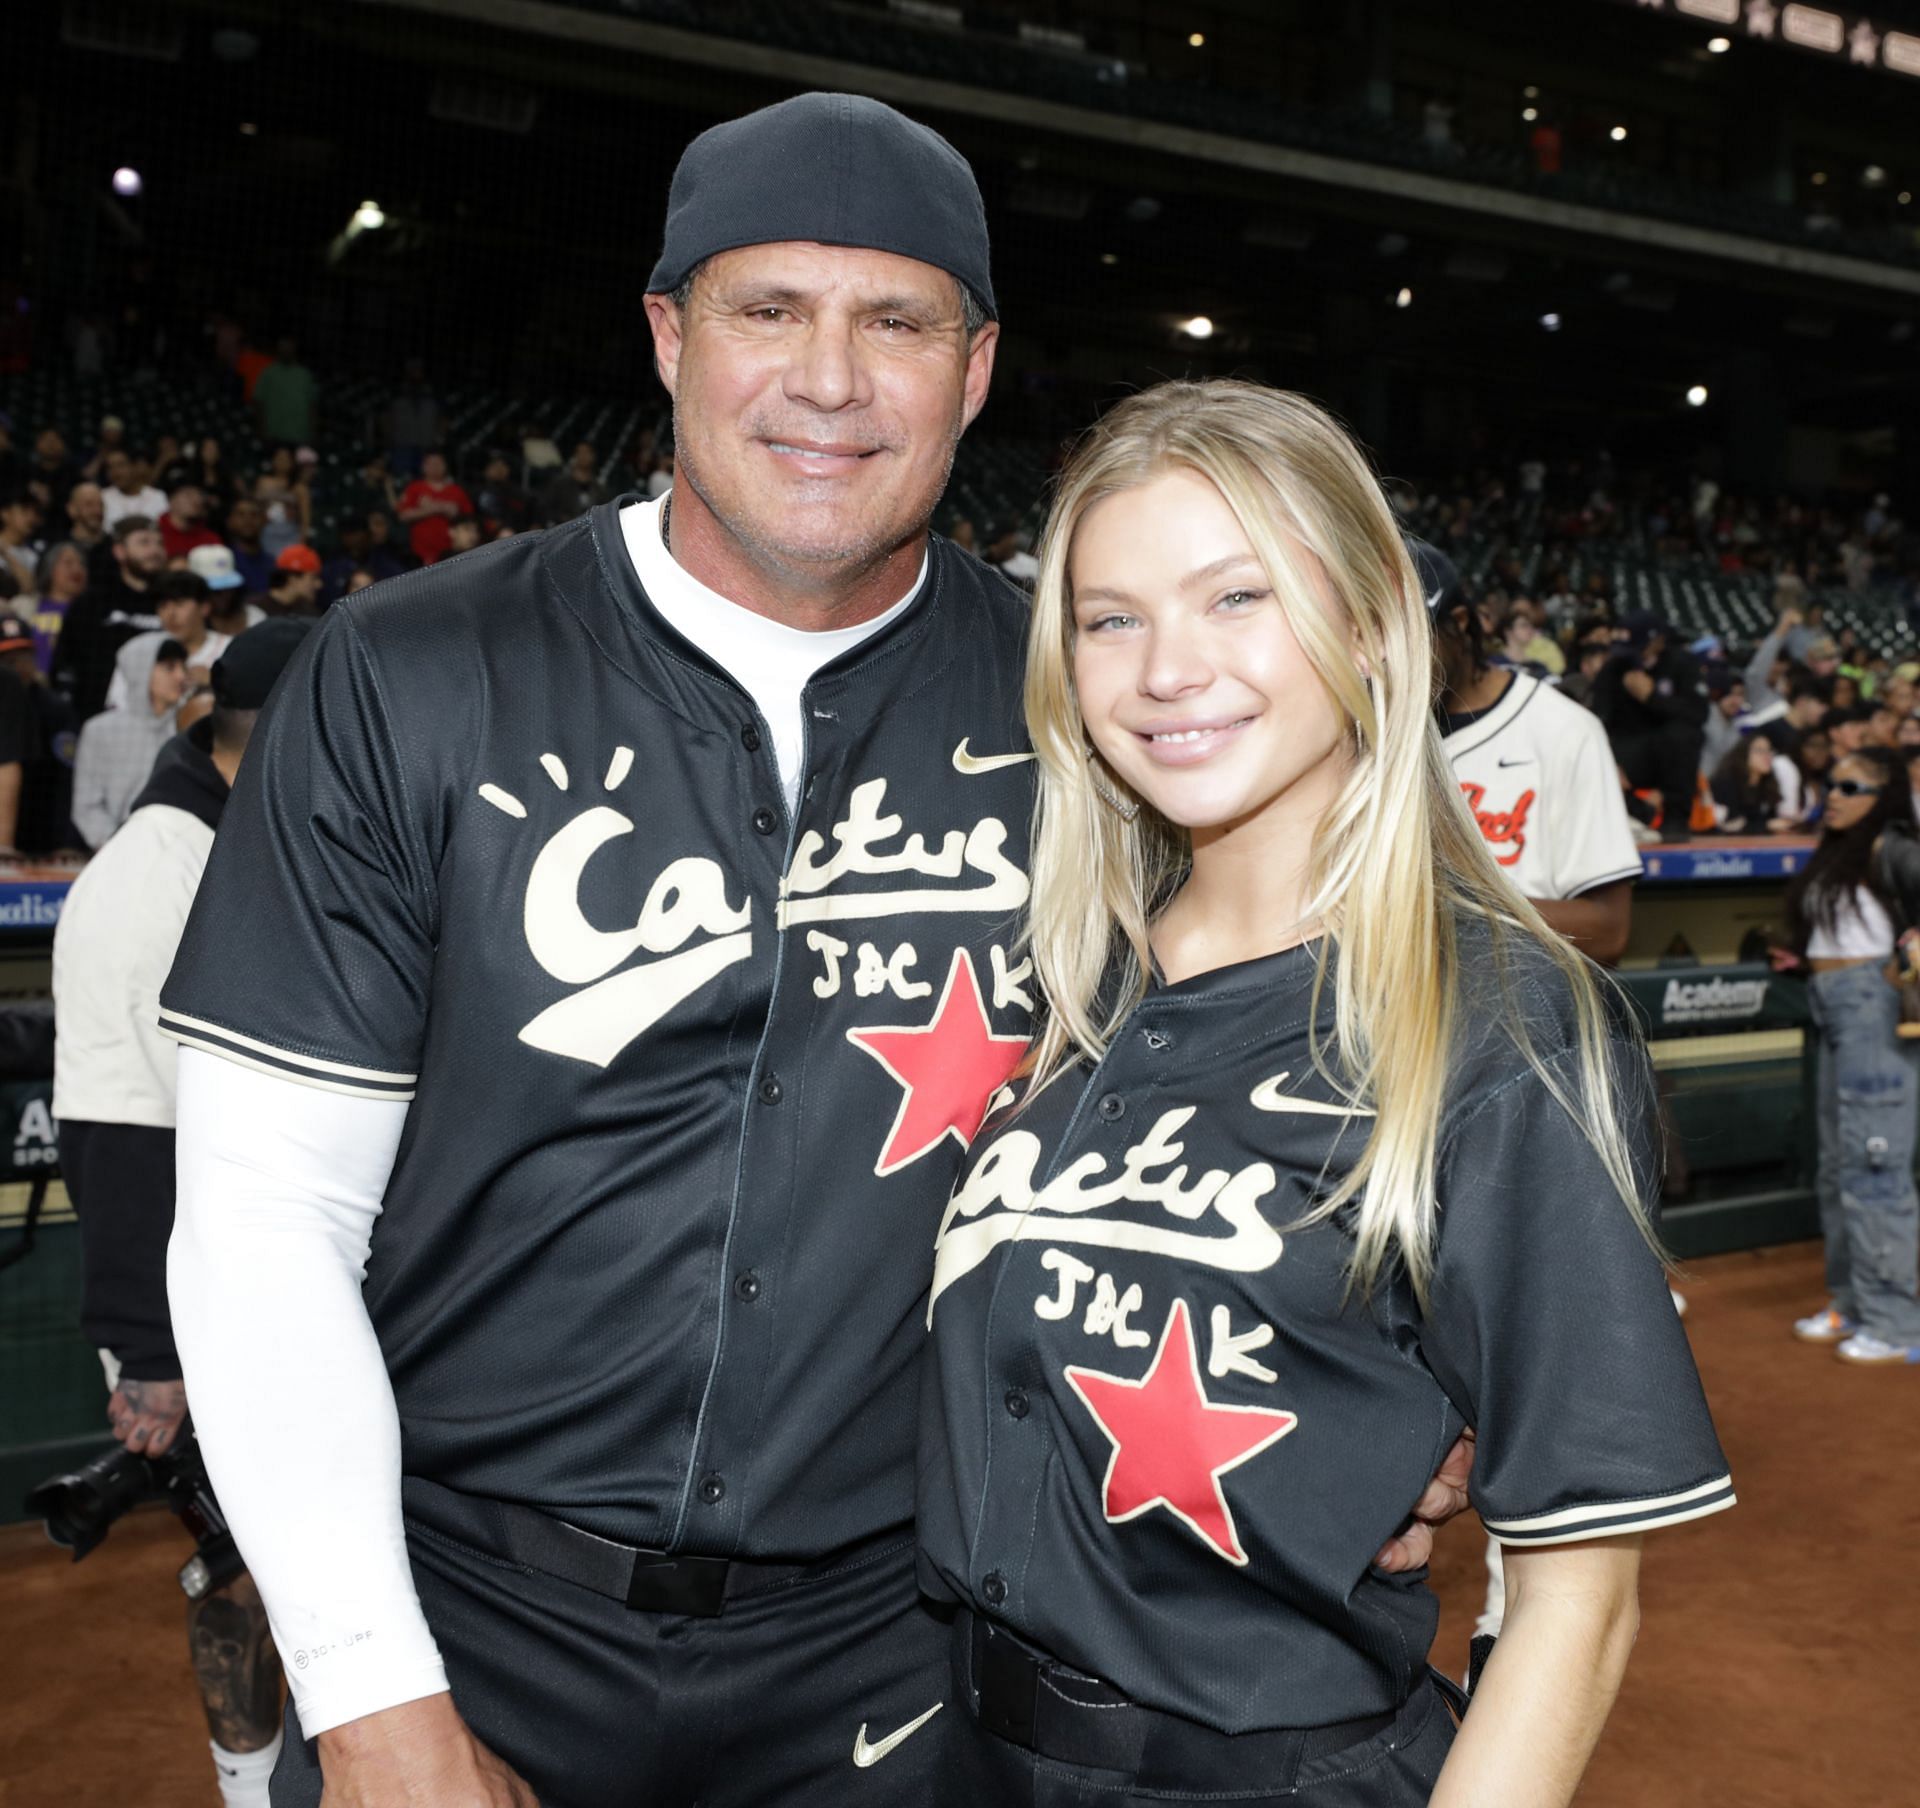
[1611,721,1703,831]
[270,1520,953,1808]
[58,1118,179,1378]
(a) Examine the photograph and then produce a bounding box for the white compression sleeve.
[169,1048,449,1736]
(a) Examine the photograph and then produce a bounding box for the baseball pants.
[936,1615,1458,1808]
[270,1516,953,1807]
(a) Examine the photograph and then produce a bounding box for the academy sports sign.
[1659,974,1770,1026]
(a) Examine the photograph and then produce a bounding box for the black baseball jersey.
[160,499,1038,1560]
[918,926,1733,1734]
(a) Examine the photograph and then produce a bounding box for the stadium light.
[111,166,142,197]
[1180,315,1215,340]
[1100,251,1119,265]
[1395,287,1414,309]
[353,199,386,231]
[1812,171,1828,185]
[1609,125,1629,142]
[1524,84,1539,98]
[1522,106,1539,121]
[1901,191,1914,205]
[239,122,258,136]
[1541,312,1563,331]
[1686,385,1710,407]
[1863,165,1887,186]
[1708,36,1732,52]
[1188,32,1205,48]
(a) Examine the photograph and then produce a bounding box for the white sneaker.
[1793,1305,1861,1343]
[1835,1331,1920,1365]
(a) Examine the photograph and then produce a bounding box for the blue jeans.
[1808,963,1920,1343]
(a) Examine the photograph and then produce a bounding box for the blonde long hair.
[1023,379,1652,1301]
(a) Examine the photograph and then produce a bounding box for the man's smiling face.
[647,240,996,578]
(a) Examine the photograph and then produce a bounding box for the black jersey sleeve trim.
[1563,864,1647,900]
[158,1009,418,1101]
[1484,1475,1735,1545]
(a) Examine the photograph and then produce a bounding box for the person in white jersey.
[1423,541,1646,1644]
[1425,544,1640,964]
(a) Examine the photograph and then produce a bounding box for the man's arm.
[172,1053,536,1802]
[1743,620,1793,712]
[1532,880,1633,966]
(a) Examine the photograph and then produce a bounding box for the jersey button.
[758,1075,784,1105]
[1097,1092,1126,1121]
[741,725,761,752]
[1004,1388,1029,1420]
[734,1270,762,1303]
[698,1473,726,1505]
[752,807,779,836]
[982,1571,1008,1607]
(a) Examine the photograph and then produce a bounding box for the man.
[1700,674,1747,777]
[26,426,76,538]
[100,446,168,530]
[0,626,34,852]
[66,480,110,565]
[0,608,76,851]
[364,507,415,576]
[1430,545,1640,963]
[53,514,167,719]
[538,438,610,525]
[55,622,311,1808]
[158,479,223,562]
[396,449,472,564]
[386,358,444,477]
[442,513,483,559]
[263,544,322,615]
[190,544,266,638]
[70,634,187,848]
[1591,612,1710,843]
[320,522,380,604]
[472,451,535,538]
[253,336,319,447]
[223,497,277,594]
[108,571,232,709]
[167,95,1466,1808]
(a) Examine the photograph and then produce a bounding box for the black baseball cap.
[647,92,996,319]
[211,618,314,710]
[1407,537,1461,614]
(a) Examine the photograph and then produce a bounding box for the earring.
[1087,752,1141,823]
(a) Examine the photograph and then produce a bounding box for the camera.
[25,1431,246,1601]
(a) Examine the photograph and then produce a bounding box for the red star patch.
[846,948,1028,1178]
[1064,1298,1297,1567]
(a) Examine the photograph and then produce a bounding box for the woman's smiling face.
[1069,467,1352,840]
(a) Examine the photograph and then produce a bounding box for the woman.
[921,382,1733,1807]
[1709,732,1795,833]
[1773,746,1920,1363]
[31,541,90,677]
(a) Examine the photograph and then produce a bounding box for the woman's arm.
[1429,1535,1641,1808]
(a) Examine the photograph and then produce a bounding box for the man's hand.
[107,1378,188,1458]
[1622,669,1655,703]
[317,1695,538,1806]
[1777,607,1803,631]
[1373,1429,1475,1572]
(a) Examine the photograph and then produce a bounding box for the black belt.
[961,1610,1413,1792]
[401,1477,893,1617]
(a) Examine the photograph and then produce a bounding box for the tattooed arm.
[189,1571,286,1753]
[107,1377,189,1457]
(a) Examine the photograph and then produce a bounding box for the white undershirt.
[618,493,924,811]
[168,496,928,1738]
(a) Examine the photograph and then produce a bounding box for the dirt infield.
[3,1240,1914,1806]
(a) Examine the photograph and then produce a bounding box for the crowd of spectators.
[0,361,681,857]
[1,357,1914,866]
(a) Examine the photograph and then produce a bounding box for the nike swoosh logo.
[1250,1072,1373,1118]
[953,739,1035,775]
[852,1701,944,1768]
[1497,757,1532,768]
